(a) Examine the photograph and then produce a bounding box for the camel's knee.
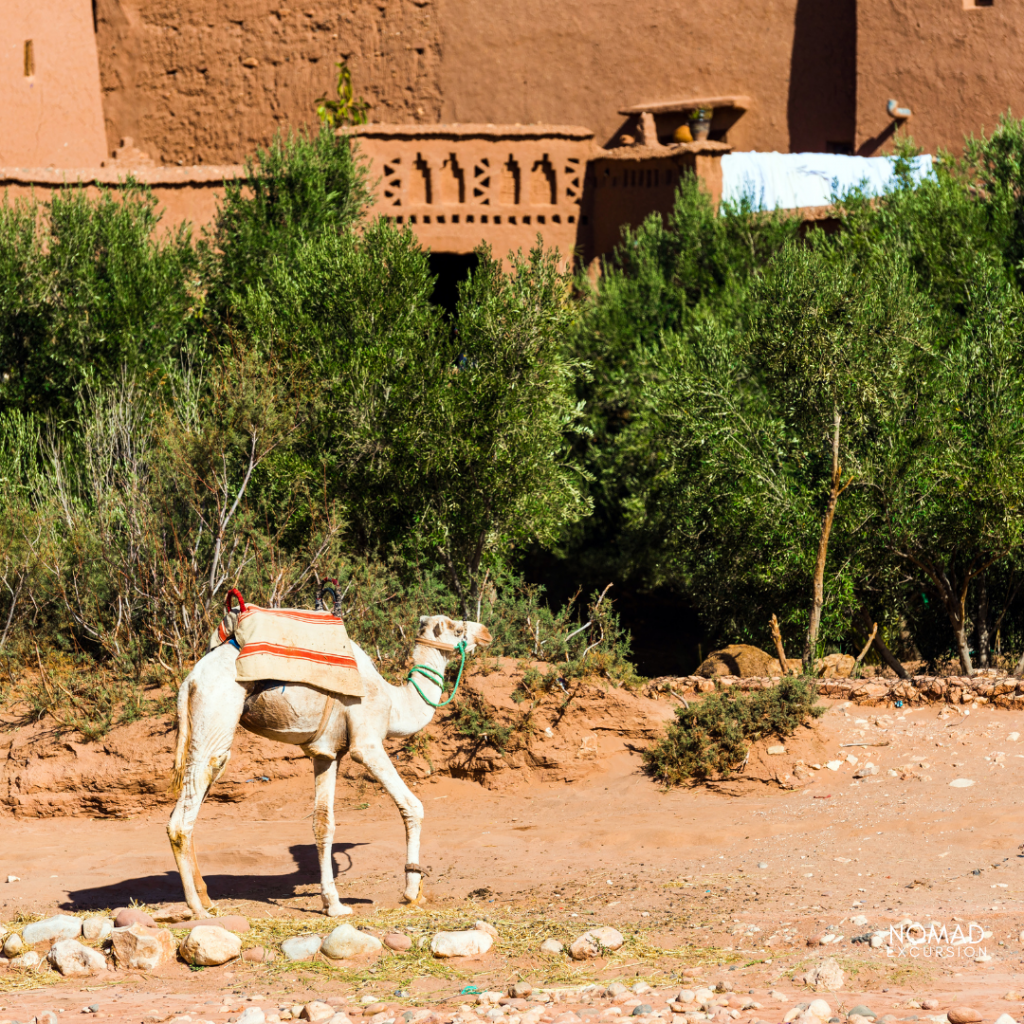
[209,751,230,785]
[313,804,333,845]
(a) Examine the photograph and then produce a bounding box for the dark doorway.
[787,0,856,153]
[428,251,478,317]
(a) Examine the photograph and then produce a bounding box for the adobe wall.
[0,0,107,167]
[92,0,857,163]
[856,0,1024,157]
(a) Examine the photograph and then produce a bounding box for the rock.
[179,925,241,965]
[384,932,412,951]
[111,923,176,970]
[281,934,323,961]
[47,939,107,977]
[510,982,533,999]
[949,779,975,789]
[151,905,193,925]
[1004,994,1021,1003]
[808,1000,831,1020]
[993,1016,1016,1024]
[327,1014,354,1024]
[113,908,157,929]
[431,929,494,957]
[697,644,777,678]
[848,1007,875,1019]
[758,862,768,869]
[2,932,24,957]
[540,938,564,954]
[818,653,856,679]
[37,1012,59,1024]
[946,1009,982,1024]
[920,1002,938,1012]
[825,760,842,771]
[677,991,695,1004]
[321,924,383,959]
[569,927,624,960]
[9,950,40,968]
[22,914,83,945]
[853,765,879,778]
[6,875,19,883]
[82,917,114,942]
[301,1003,335,1022]
[802,958,844,992]
[177,915,250,934]
[767,745,786,755]
[236,1010,266,1024]
[475,920,499,940]
[631,1007,652,1017]
[242,946,268,963]
[850,916,869,928]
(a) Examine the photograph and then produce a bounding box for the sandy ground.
[3,696,1024,1023]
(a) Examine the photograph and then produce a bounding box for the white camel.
[168,613,491,919]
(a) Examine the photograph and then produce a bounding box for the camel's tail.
[171,671,194,798]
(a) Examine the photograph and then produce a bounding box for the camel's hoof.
[325,903,354,918]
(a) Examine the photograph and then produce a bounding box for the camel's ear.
[419,615,429,627]
[433,621,443,638]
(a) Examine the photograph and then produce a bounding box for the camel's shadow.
[60,842,374,912]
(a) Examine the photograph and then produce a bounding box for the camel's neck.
[390,642,452,736]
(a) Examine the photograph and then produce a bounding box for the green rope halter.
[407,638,468,708]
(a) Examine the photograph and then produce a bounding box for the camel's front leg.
[312,754,353,917]
[350,740,425,904]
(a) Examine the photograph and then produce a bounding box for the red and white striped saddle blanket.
[216,605,365,698]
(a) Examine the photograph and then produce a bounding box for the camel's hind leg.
[349,737,425,904]
[312,755,353,917]
[167,647,244,919]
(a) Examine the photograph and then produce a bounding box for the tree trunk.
[854,608,909,679]
[803,407,850,674]
[954,616,974,677]
[977,572,990,669]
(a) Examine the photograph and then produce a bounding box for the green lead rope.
[407,638,467,708]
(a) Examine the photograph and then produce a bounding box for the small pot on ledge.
[689,117,711,142]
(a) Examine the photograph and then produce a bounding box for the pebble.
[384,933,412,952]
[301,1003,335,1022]
[920,1002,939,1012]
[431,930,494,957]
[757,863,768,869]
[475,920,500,940]
[281,934,324,961]
[82,917,114,942]
[243,946,269,963]
[23,914,83,945]
[569,927,624,960]
[606,985,628,998]
[237,1011,266,1024]
[630,1010,652,1018]
[5,875,19,883]
[113,908,157,929]
[179,924,242,965]
[993,1016,1016,1024]
[676,991,695,1005]
[2,932,23,957]
[946,1009,982,1024]
[511,984,534,999]
[321,924,383,959]
[111,923,176,970]
[847,1007,875,1019]
[540,938,564,954]
[47,938,108,977]
[948,779,975,788]
[9,950,40,968]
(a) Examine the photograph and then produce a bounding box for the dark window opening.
[428,252,479,318]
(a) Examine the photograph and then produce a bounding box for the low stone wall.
[650,673,1024,708]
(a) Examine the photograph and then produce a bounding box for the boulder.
[111,923,176,970]
[179,925,241,966]
[569,926,625,960]
[540,938,564,954]
[474,920,499,940]
[47,939,108,977]
[113,908,157,929]
[801,958,845,992]
[82,917,114,942]
[430,929,494,958]
[321,924,383,959]
[818,653,856,679]
[22,914,83,945]
[281,934,323,961]
[947,1009,982,1024]
[697,645,777,679]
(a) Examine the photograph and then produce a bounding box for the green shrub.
[642,678,824,785]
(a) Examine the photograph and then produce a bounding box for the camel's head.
[417,614,492,654]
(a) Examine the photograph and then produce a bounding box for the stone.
[993,1016,1016,1024]
[9,950,40,968]
[631,1008,652,1017]
[2,932,23,957]
[510,983,533,999]
[677,991,695,1005]
[946,1009,982,1024]
[179,925,241,965]
[37,1012,59,1024]
[802,959,844,992]
[82,917,114,942]
[1004,994,1021,1003]
[607,984,629,997]
[920,1002,938,1012]
[825,761,842,771]
[321,924,382,959]
[151,905,194,924]
[111,923,176,970]
[758,862,768,869]
[113,908,157,929]
[22,914,83,945]
[243,946,268,962]
[847,1008,875,1018]
[327,1015,354,1024]
[384,932,412,952]
[540,938,564,954]
[569,927,625,960]
[853,765,879,779]
[948,779,975,789]
[475,920,499,940]
[47,939,107,977]
[431,929,494,957]
[301,1003,335,1022]
[808,1001,831,1020]
[281,934,323,961]
[177,915,250,933]
[767,745,786,755]
[5,875,19,883]
[237,1010,266,1024]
